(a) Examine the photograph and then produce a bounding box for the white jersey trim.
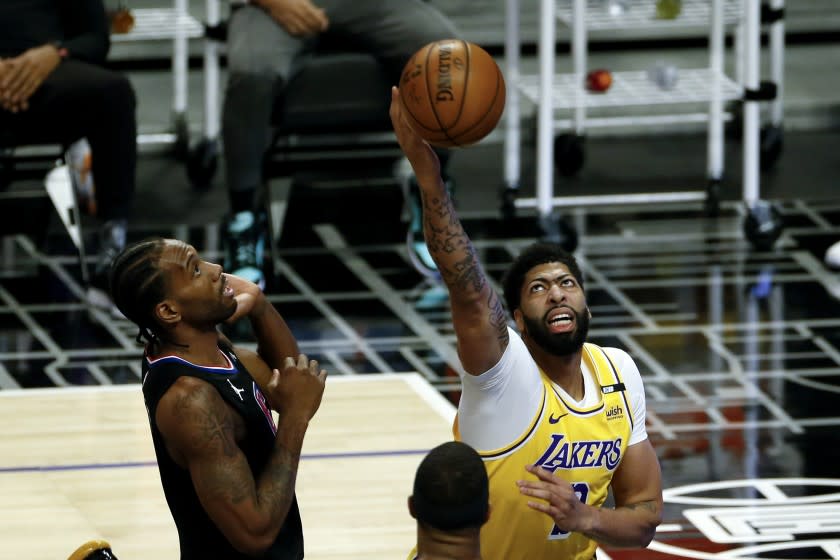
[457,327,648,452]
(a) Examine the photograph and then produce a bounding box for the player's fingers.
[296,353,308,369]
[525,464,557,483]
[284,356,296,370]
[6,66,31,99]
[517,484,551,501]
[308,359,320,374]
[299,3,326,31]
[525,500,552,514]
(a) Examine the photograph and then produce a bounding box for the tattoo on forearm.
[175,387,301,522]
[422,187,489,298]
[488,294,509,343]
[621,500,659,515]
[256,443,300,517]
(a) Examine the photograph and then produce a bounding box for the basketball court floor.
[0,179,839,558]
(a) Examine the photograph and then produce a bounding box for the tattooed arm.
[156,356,326,555]
[518,440,662,548]
[390,87,508,375]
[590,438,664,547]
[518,439,663,548]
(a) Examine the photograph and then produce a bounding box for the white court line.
[403,372,457,426]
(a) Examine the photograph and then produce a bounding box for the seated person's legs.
[222,4,307,288]
[1,59,137,297]
[323,0,460,277]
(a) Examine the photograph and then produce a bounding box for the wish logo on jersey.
[534,433,623,472]
[605,404,624,421]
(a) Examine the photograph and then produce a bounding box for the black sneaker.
[223,210,266,290]
[68,540,119,560]
[86,219,126,316]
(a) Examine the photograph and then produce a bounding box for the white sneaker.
[66,138,96,216]
[825,240,840,269]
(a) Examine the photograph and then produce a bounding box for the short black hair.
[501,242,584,314]
[108,237,168,345]
[411,441,488,531]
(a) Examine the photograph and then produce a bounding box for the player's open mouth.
[547,309,575,333]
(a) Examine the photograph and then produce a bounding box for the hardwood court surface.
[0,374,455,560]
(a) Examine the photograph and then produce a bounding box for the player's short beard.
[522,307,590,356]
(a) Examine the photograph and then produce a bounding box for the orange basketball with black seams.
[399,39,505,148]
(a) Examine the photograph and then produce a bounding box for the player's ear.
[155,300,180,326]
[407,496,417,519]
[513,308,524,332]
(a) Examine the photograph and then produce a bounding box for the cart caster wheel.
[500,186,518,221]
[743,200,783,251]
[539,211,578,253]
[704,180,721,217]
[725,101,743,141]
[173,115,190,160]
[553,134,585,177]
[760,125,783,171]
[186,138,219,192]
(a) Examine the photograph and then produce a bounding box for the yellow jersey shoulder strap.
[582,342,636,431]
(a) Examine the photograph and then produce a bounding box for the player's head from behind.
[502,242,589,356]
[109,238,237,347]
[409,441,489,532]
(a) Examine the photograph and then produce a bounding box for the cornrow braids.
[108,238,168,346]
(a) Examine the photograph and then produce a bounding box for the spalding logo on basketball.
[399,39,505,148]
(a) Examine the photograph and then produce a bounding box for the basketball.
[399,39,505,148]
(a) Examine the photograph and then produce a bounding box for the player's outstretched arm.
[155,356,326,555]
[390,87,508,375]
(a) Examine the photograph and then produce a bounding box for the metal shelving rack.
[110,0,218,150]
[502,0,772,239]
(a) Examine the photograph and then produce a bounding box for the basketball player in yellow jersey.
[390,86,663,560]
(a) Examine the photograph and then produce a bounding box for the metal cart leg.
[706,0,725,215]
[204,0,221,143]
[536,0,556,224]
[501,0,521,219]
[172,0,190,157]
[742,0,760,208]
[742,0,782,250]
[187,0,222,191]
[760,0,784,169]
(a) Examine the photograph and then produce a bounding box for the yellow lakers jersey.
[455,342,635,560]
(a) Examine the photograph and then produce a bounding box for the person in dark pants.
[0,0,137,303]
[221,0,459,287]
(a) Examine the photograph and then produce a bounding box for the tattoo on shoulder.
[172,385,238,458]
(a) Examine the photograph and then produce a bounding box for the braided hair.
[108,238,168,346]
